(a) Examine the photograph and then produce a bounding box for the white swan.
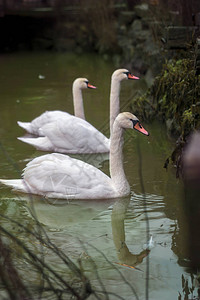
[17,69,139,154]
[0,112,149,200]
[17,77,96,135]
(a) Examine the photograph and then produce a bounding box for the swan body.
[18,115,110,154]
[1,154,116,199]
[0,112,149,200]
[18,69,139,154]
[17,78,96,136]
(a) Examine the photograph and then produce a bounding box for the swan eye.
[85,80,89,85]
[123,71,129,77]
[130,119,138,128]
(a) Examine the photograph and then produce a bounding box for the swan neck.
[72,86,85,120]
[111,198,132,261]
[110,77,121,136]
[110,121,130,195]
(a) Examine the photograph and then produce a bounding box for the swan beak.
[128,73,140,80]
[133,122,149,136]
[87,83,97,89]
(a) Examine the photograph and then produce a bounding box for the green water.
[0,51,197,299]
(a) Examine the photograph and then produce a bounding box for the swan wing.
[39,116,110,153]
[17,111,71,135]
[23,153,115,199]
[31,111,71,135]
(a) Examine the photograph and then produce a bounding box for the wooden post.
[182,133,200,271]
[195,38,200,75]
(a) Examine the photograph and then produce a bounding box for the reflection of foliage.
[178,274,200,300]
[0,210,140,299]
[0,236,31,299]
[0,214,93,299]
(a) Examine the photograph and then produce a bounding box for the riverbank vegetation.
[131,55,200,171]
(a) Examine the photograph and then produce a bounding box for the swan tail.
[17,121,33,133]
[18,136,54,151]
[0,179,28,192]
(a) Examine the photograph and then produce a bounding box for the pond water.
[0,52,198,299]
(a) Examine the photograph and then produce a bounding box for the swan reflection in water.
[22,193,151,269]
[111,196,150,268]
[23,195,115,229]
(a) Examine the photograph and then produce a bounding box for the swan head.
[112,69,139,82]
[115,112,149,136]
[73,78,96,90]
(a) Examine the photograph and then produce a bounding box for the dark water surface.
[0,52,197,299]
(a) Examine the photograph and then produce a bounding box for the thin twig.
[0,225,83,299]
[136,135,150,300]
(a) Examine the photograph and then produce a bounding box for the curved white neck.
[110,121,130,196]
[109,77,121,136]
[72,85,85,120]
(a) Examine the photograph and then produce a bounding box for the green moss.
[182,108,194,123]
